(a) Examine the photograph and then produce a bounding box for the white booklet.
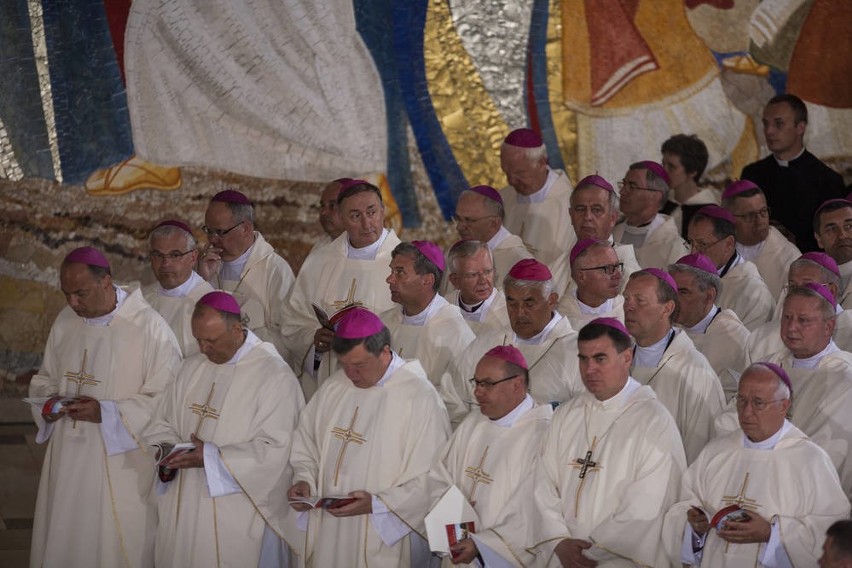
[424,485,480,553]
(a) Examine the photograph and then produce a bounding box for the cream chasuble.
[631,330,726,464]
[29,289,181,568]
[745,309,852,365]
[502,169,575,268]
[683,308,750,401]
[444,288,511,338]
[290,360,451,567]
[143,335,305,567]
[556,285,625,331]
[717,261,775,332]
[528,380,686,567]
[380,296,476,402]
[744,227,800,301]
[663,426,850,567]
[492,232,535,290]
[714,349,852,499]
[613,215,687,270]
[142,272,213,357]
[210,232,295,359]
[281,230,401,398]
[442,317,583,427]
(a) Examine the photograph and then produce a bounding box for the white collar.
[223,330,260,365]
[516,168,557,204]
[487,225,511,250]
[83,286,127,327]
[633,328,674,368]
[685,305,719,335]
[345,228,389,260]
[773,147,805,167]
[514,312,562,345]
[743,419,792,449]
[220,242,254,281]
[155,270,203,298]
[791,339,840,369]
[736,240,766,262]
[375,351,405,387]
[491,394,535,427]
[401,293,447,325]
[459,288,498,322]
[573,287,613,313]
[591,377,641,410]
[622,213,665,235]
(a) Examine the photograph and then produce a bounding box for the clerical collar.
[459,288,498,322]
[514,312,562,345]
[623,213,664,232]
[516,167,557,204]
[633,329,676,368]
[718,251,743,278]
[220,241,254,281]
[685,305,721,335]
[346,228,389,260]
[376,351,405,387]
[401,293,447,325]
[84,285,127,327]
[486,225,511,250]
[736,240,765,262]
[491,394,534,427]
[773,147,805,168]
[573,288,613,314]
[155,270,203,298]
[223,329,259,365]
[792,339,839,369]
[592,377,640,410]
[743,419,792,450]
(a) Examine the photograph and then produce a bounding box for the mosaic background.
[1,0,851,413]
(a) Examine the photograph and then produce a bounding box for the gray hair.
[629,162,670,204]
[148,224,197,251]
[572,181,620,212]
[503,274,554,298]
[448,240,493,275]
[784,285,836,321]
[668,263,722,295]
[459,189,504,220]
[788,258,841,291]
[503,141,547,163]
[742,363,791,401]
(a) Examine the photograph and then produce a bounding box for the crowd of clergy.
[28,93,852,567]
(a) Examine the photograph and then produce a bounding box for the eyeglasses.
[459,268,496,281]
[468,374,520,389]
[732,207,770,223]
[579,262,623,275]
[617,180,659,193]
[453,215,497,226]
[202,221,243,237]
[687,237,727,253]
[149,250,195,262]
[734,395,786,412]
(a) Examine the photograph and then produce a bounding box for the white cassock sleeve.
[761,521,792,568]
[204,441,242,497]
[371,495,412,546]
[99,400,139,456]
[679,524,705,564]
[34,421,55,444]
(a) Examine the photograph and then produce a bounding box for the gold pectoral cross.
[571,437,602,517]
[721,472,760,511]
[331,278,364,312]
[64,349,100,396]
[464,446,493,503]
[331,406,367,487]
[189,383,220,438]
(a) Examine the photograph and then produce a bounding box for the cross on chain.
[189,383,220,438]
[464,446,494,502]
[331,406,367,486]
[331,279,364,312]
[571,437,602,517]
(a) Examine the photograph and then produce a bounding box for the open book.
[311,302,360,330]
[153,442,196,482]
[288,495,358,509]
[23,396,76,415]
[425,485,480,553]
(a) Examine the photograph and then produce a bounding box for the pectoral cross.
[464,446,493,502]
[331,279,364,311]
[518,222,538,256]
[571,437,602,516]
[189,383,220,438]
[64,349,100,396]
[331,406,367,486]
[721,472,760,511]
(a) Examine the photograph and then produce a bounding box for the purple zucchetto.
[508,258,552,281]
[211,189,251,205]
[334,307,385,339]
[64,247,110,269]
[722,179,760,200]
[586,317,630,339]
[636,160,670,186]
[801,282,837,309]
[468,184,503,205]
[640,268,678,294]
[814,198,852,220]
[570,238,603,265]
[576,174,614,194]
[412,240,445,271]
[696,204,735,225]
[752,362,793,397]
[151,219,194,236]
[503,128,543,148]
[799,252,840,277]
[483,345,528,370]
[675,253,719,276]
[198,291,241,315]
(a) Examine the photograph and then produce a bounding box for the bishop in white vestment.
[445,240,510,337]
[557,238,626,330]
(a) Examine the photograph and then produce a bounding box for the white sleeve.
[204,441,242,497]
[99,400,139,456]
[370,494,412,547]
[35,421,56,444]
[759,521,793,568]
[471,534,514,568]
[679,524,705,565]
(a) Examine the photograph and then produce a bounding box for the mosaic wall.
[1,0,850,408]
